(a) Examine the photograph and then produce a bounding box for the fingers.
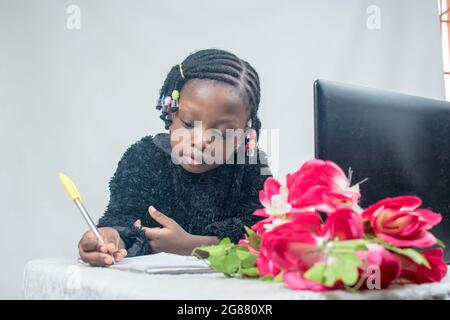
[83,228,120,254]
[149,240,161,253]
[101,242,118,255]
[79,230,100,252]
[79,249,116,266]
[142,227,162,240]
[113,248,128,262]
[79,228,126,266]
[100,228,120,246]
[79,243,127,265]
[134,219,142,228]
[148,206,176,228]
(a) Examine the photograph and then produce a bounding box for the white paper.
[109,252,213,274]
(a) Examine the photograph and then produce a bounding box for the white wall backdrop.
[0,0,444,298]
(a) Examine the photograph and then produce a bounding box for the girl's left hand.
[134,206,196,256]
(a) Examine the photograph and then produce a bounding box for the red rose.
[286,159,361,213]
[322,208,364,240]
[362,196,442,248]
[256,215,324,276]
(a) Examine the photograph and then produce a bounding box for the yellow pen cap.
[59,172,83,202]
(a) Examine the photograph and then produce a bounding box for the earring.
[245,120,257,157]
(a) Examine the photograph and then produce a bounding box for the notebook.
[108,252,214,274]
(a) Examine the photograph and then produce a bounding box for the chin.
[180,163,220,174]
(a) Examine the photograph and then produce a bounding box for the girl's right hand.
[78,227,127,266]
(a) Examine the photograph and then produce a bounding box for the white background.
[0,0,445,298]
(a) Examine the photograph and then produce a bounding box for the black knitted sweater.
[97,133,271,256]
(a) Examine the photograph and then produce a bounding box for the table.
[23,258,450,299]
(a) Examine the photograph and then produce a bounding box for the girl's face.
[169,79,250,174]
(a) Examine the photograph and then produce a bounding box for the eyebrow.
[179,104,199,116]
[216,117,237,125]
[180,103,242,127]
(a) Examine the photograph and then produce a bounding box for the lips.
[182,152,203,165]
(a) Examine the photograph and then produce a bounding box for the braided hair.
[155,49,262,141]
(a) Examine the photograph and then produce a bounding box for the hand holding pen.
[78,227,127,266]
[59,173,127,266]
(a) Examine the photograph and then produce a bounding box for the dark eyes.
[180,119,230,139]
[181,120,194,129]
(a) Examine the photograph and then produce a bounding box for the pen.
[59,173,116,265]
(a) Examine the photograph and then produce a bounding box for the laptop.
[314,79,450,262]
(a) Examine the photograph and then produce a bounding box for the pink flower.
[256,215,324,276]
[362,196,442,248]
[322,208,364,240]
[256,247,281,277]
[356,244,401,289]
[251,211,276,236]
[259,178,292,216]
[397,248,447,284]
[286,159,361,213]
[242,160,447,291]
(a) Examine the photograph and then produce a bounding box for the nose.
[191,124,208,152]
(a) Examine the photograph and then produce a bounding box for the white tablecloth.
[23,258,450,300]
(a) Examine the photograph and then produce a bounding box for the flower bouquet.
[193,159,448,291]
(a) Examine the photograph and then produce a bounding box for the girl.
[78,49,271,266]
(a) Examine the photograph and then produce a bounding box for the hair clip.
[163,96,172,112]
[156,90,180,126]
[155,96,163,110]
[171,100,179,112]
[171,90,180,101]
[169,90,180,112]
[179,64,185,80]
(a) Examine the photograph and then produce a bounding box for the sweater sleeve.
[203,152,272,244]
[97,136,154,256]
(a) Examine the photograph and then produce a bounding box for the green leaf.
[241,254,257,268]
[371,238,431,268]
[194,245,227,257]
[337,253,362,286]
[304,262,327,284]
[222,253,241,274]
[235,249,252,260]
[241,267,259,276]
[244,225,254,236]
[273,273,283,283]
[331,239,368,251]
[193,234,260,278]
[208,255,226,272]
[233,249,257,267]
[395,247,431,269]
[436,238,446,249]
[304,252,362,287]
[259,274,275,282]
[219,237,232,246]
[244,225,261,252]
[323,261,340,286]
[258,272,283,283]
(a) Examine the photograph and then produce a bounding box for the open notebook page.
[108,252,214,274]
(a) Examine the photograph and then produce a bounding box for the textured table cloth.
[23,258,450,300]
